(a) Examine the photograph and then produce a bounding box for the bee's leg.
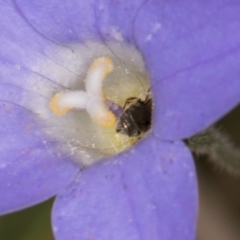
[146,88,151,99]
[123,97,138,110]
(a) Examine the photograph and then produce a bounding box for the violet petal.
[0,102,79,215]
[0,1,80,214]
[133,0,240,139]
[52,135,197,240]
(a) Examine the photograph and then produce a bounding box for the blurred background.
[0,199,54,240]
[196,104,240,240]
[0,104,240,240]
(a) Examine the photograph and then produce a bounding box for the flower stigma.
[50,57,116,128]
[28,42,152,166]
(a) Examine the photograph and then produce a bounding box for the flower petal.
[0,1,80,214]
[0,102,79,215]
[16,0,240,140]
[52,135,197,240]
[133,0,240,139]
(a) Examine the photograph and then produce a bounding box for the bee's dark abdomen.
[116,98,152,137]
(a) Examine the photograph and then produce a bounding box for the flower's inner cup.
[44,42,152,165]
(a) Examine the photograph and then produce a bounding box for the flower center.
[40,42,152,165]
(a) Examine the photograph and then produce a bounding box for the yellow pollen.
[49,93,71,116]
[89,57,114,79]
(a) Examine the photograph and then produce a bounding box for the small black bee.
[116,91,152,137]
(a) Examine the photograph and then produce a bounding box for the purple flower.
[1,0,240,239]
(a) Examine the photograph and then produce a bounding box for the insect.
[116,90,152,137]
